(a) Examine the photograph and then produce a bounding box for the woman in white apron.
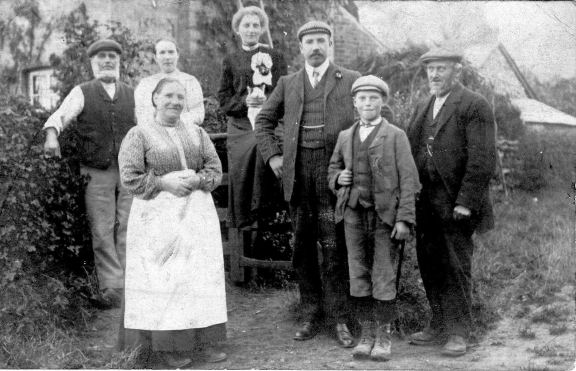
[118,77,227,368]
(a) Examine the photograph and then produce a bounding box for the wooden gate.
[209,133,293,284]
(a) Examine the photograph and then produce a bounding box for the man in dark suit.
[255,21,360,347]
[407,48,496,356]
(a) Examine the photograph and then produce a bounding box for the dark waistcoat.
[348,125,379,208]
[77,80,135,169]
[298,73,326,149]
[417,100,442,183]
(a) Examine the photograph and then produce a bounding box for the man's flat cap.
[351,75,390,97]
[419,47,462,64]
[297,21,333,41]
[87,39,122,57]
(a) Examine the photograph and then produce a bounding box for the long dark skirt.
[118,299,226,353]
[226,116,280,228]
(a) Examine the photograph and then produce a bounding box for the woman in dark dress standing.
[218,6,287,236]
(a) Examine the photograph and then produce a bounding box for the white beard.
[91,58,120,82]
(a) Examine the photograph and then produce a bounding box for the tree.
[49,4,153,102]
[0,0,54,94]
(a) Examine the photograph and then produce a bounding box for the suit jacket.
[255,63,361,202]
[328,120,421,225]
[407,83,496,233]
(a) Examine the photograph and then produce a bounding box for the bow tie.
[359,121,380,128]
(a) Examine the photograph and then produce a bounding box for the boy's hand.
[337,169,352,186]
[391,221,410,241]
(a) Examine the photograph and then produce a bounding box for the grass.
[519,325,537,339]
[548,324,568,336]
[473,183,574,312]
[531,304,572,324]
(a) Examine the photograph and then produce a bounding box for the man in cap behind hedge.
[256,21,360,347]
[407,47,496,356]
[43,39,136,308]
[328,75,420,361]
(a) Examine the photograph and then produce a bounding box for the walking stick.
[395,239,406,294]
[394,239,406,337]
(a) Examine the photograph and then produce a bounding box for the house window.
[28,68,58,110]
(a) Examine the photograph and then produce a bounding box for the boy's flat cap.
[351,75,390,97]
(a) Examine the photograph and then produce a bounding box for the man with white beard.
[43,39,136,308]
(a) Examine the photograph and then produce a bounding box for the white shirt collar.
[305,59,330,83]
[160,69,182,78]
[359,116,383,128]
[434,92,451,105]
[242,43,261,52]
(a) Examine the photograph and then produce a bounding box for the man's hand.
[337,169,352,186]
[160,170,197,197]
[246,95,266,107]
[43,128,61,158]
[453,205,472,221]
[268,155,283,179]
[391,221,410,241]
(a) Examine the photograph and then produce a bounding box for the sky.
[357,1,576,81]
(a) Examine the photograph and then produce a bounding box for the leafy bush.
[0,94,93,367]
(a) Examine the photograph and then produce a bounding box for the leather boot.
[352,320,375,358]
[371,322,391,361]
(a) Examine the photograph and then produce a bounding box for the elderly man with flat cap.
[43,39,136,307]
[256,21,360,347]
[406,48,496,356]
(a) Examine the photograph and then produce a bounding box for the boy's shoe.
[193,346,227,363]
[352,320,375,358]
[441,335,467,357]
[409,326,444,345]
[371,322,391,361]
[336,323,355,348]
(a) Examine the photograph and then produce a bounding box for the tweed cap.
[351,75,390,97]
[87,39,122,58]
[419,47,462,64]
[297,20,333,41]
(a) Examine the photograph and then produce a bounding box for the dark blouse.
[217,46,288,119]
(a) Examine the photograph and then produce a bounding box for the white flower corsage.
[251,52,273,86]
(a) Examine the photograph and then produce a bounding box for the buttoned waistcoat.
[255,63,361,202]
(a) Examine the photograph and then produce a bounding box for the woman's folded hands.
[159,169,201,197]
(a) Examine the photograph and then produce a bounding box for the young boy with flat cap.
[328,75,420,361]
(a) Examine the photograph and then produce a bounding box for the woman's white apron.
[124,126,227,331]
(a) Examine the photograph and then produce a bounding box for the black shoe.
[336,323,354,348]
[100,288,122,309]
[294,321,318,341]
[409,326,445,345]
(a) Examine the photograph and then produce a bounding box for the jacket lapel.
[295,68,306,104]
[369,119,390,149]
[433,83,464,136]
[323,63,337,103]
[344,122,359,171]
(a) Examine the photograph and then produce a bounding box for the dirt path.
[83,282,575,370]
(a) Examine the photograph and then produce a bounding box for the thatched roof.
[511,98,576,127]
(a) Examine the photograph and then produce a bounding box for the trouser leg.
[439,220,474,337]
[82,165,125,290]
[416,199,446,331]
[115,173,132,273]
[290,201,322,322]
